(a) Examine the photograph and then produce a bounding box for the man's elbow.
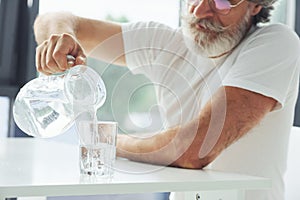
[170,156,213,169]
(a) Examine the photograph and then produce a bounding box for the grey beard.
[181,11,251,58]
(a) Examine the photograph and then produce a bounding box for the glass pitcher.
[13,65,106,138]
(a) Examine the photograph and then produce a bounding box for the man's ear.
[250,4,263,16]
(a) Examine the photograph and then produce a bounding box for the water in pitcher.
[15,97,74,137]
[13,65,106,138]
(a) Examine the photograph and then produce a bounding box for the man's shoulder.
[254,23,298,40]
[258,23,292,31]
[227,23,300,66]
[241,23,300,53]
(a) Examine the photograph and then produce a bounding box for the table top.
[0,138,271,198]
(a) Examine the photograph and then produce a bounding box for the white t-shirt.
[121,21,300,200]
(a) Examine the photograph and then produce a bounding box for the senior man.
[34,0,300,199]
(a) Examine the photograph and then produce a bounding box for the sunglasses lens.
[213,0,231,11]
[184,0,233,14]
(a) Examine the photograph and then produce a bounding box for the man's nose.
[192,0,214,19]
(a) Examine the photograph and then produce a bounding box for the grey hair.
[247,0,277,24]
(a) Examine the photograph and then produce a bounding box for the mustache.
[182,14,230,32]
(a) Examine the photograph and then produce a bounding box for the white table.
[0,138,271,200]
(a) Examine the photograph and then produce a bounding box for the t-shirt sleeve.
[121,21,177,76]
[222,24,300,110]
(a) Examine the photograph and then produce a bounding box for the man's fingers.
[40,41,54,74]
[75,54,87,65]
[36,33,87,75]
[45,34,63,72]
[35,45,42,73]
[52,34,83,70]
[36,38,60,75]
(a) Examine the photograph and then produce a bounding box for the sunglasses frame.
[183,0,246,15]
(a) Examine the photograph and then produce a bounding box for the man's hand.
[35,33,86,75]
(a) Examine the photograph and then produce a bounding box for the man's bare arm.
[117,86,277,168]
[34,12,125,74]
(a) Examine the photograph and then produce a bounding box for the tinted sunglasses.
[183,0,246,15]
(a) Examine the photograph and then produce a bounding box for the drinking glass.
[78,121,118,177]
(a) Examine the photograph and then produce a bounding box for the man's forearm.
[116,86,276,169]
[116,118,210,169]
[117,128,181,166]
[34,12,125,65]
[34,12,78,45]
